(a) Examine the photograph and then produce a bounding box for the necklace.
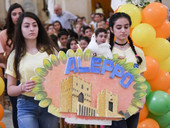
[114,42,128,46]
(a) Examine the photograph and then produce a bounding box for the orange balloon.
[139,104,149,122]
[166,88,170,95]
[144,56,160,80]
[142,2,167,27]
[155,20,170,38]
[138,118,160,128]
[0,121,6,128]
[0,104,4,120]
[148,70,170,91]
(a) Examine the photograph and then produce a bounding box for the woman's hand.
[20,80,36,93]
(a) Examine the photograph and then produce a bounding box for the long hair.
[13,12,57,79]
[109,12,142,65]
[5,3,24,48]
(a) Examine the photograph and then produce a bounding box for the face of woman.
[21,17,39,41]
[54,22,61,31]
[111,18,130,43]
[70,40,78,52]
[11,8,23,25]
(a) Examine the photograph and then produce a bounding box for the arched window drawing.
[78,92,84,103]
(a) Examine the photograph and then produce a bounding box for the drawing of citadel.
[59,75,122,118]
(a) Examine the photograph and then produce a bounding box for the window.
[78,93,84,103]
[109,102,113,112]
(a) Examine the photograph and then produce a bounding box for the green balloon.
[148,111,170,128]
[146,91,170,116]
[144,80,151,97]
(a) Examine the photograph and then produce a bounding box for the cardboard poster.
[31,49,147,125]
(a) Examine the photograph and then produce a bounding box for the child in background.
[86,28,112,59]
[82,26,93,40]
[46,24,56,36]
[67,38,78,52]
[58,30,69,52]
[79,36,90,51]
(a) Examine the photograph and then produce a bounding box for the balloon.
[0,121,5,128]
[144,56,160,80]
[160,56,170,72]
[143,38,170,63]
[0,77,5,96]
[137,118,160,128]
[146,91,170,116]
[155,20,170,38]
[139,104,149,122]
[144,81,151,97]
[148,111,170,128]
[131,23,156,47]
[117,4,141,28]
[0,104,4,120]
[148,70,170,91]
[142,2,167,27]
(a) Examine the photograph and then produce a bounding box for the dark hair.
[109,12,142,65]
[67,29,78,40]
[67,38,78,50]
[96,2,102,9]
[83,26,92,34]
[79,36,90,44]
[53,20,63,31]
[46,24,54,30]
[5,3,24,47]
[58,30,69,38]
[13,12,57,79]
[95,28,107,37]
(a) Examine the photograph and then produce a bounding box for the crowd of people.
[0,2,155,128]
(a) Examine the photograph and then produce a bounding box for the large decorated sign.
[31,49,147,125]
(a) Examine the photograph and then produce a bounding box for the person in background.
[95,2,104,14]
[67,38,78,52]
[86,28,112,59]
[82,26,93,40]
[46,24,56,36]
[53,20,63,36]
[50,4,77,30]
[0,3,24,128]
[6,12,59,128]
[79,36,90,51]
[58,30,69,52]
[109,12,146,128]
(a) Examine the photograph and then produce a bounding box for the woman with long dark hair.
[6,12,59,128]
[109,12,146,128]
[0,3,24,128]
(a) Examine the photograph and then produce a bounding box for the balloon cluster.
[0,77,6,128]
[117,2,170,128]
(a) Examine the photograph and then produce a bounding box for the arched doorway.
[78,92,84,103]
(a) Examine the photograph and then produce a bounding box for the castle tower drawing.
[97,90,119,117]
[60,75,94,114]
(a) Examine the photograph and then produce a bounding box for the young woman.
[109,12,146,128]
[6,12,59,128]
[0,3,24,128]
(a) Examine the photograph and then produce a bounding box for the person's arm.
[7,74,36,96]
